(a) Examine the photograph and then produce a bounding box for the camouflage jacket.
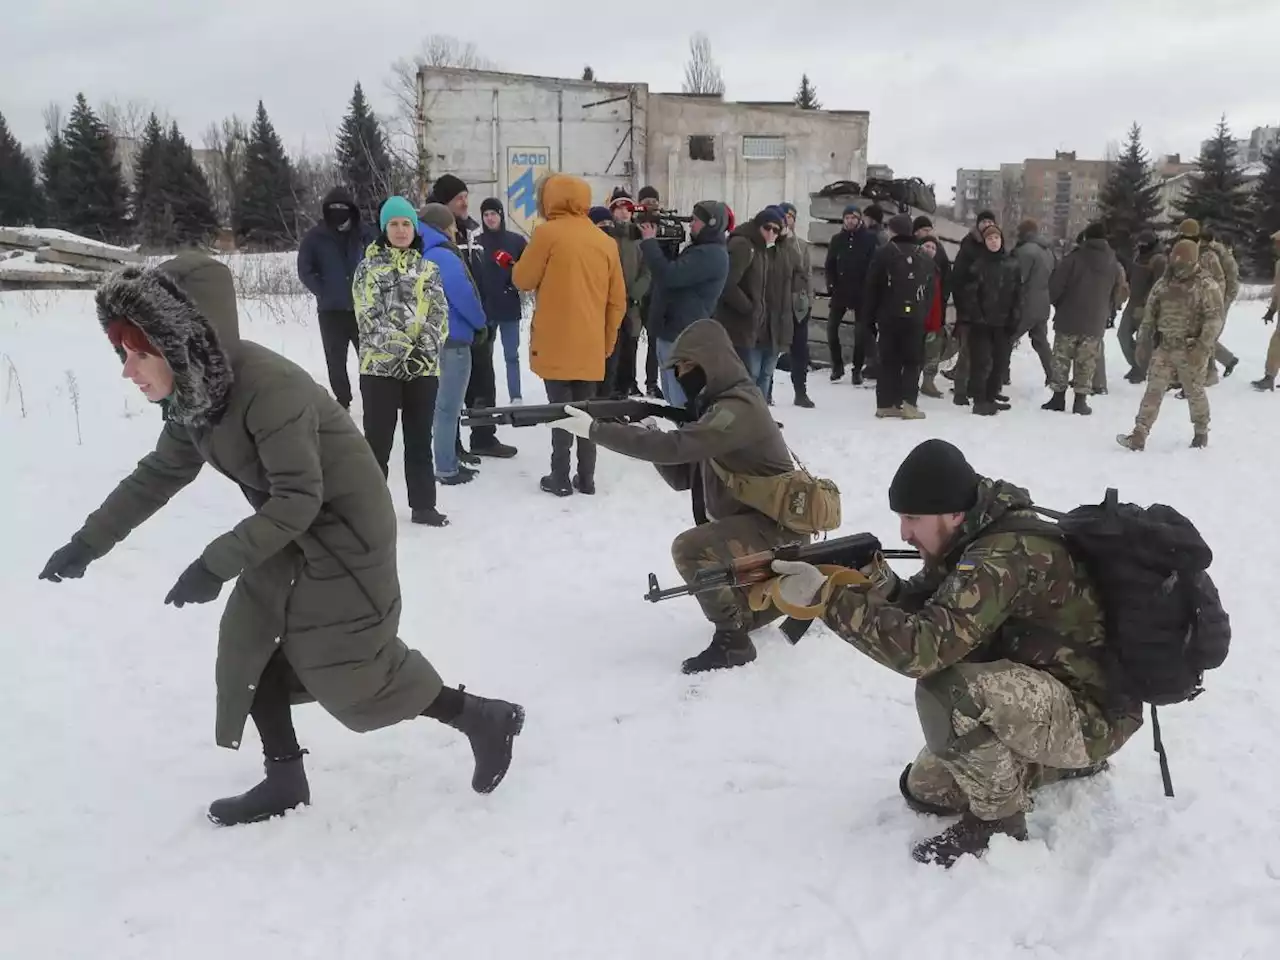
[1209,240,1240,304]
[352,240,448,379]
[1140,263,1225,355]
[821,478,1142,761]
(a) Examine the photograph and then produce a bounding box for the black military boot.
[911,810,1028,867]
[572,474,596,495]
[1072,393,1092,416]
[794,390,815,409]
[540,474,573,497]
[443,688,525,794]
[971,400,998,416]
[1253,374,1275,392]
[208,752,310,826]
[1191,431,1209,449]
[1041,391,1066,411]
[681,628,757,675]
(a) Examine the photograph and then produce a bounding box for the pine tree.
[794,74,821,110]
[1098,123,1161,241]
[61,93,130,243]
[0,111,43,225]
[335,83,392,225]
[133,113,171,248]
[40,129,72,228]
[1247,141,1280,279]
[236,101,297,250]
[1177,115,1252,251]
[165,122,219,247]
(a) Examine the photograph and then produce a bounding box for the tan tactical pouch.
[708,458,842,535]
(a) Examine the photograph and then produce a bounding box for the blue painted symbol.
[508,169,537,219]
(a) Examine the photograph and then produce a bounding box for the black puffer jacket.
[960,246,1021,329]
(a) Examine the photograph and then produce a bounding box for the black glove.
[164,559,226,608]
[39,536,95,582]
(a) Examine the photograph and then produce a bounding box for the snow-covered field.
[2,282,1278,960]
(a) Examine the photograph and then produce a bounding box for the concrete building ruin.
[416,66,869,238]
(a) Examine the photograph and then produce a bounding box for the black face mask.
[676,366,708,404]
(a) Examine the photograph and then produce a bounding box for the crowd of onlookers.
[296,171,1280,525]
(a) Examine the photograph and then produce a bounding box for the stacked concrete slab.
[0,228,143,291]
[804,192,967,367]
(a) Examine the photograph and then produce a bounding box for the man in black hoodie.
[947,210,998,405]
[823,205,880,382]
[864,214,936,419]
[428,174,517,458]
[296,187,376,410]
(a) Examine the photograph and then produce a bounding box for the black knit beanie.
[888,439,978,515]
[912,215,932,232]
[429,174,468,206]
[638,185,660,203]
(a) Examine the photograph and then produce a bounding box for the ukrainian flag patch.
[955,561,978,572]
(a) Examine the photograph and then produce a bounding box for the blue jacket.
[639,204,730,343]
[297,186,377,311]
[474,201,528,325]
[421,225,488,345]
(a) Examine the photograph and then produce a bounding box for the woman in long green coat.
[39,251,524,826]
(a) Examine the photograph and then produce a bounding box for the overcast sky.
[7,0,1279,203]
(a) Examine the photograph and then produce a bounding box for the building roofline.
[417,64,643,92]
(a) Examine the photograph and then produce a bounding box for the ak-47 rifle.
[461,398,694,430]
[645,531,919,644]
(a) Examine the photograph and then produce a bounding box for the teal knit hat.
[379,196,419,231]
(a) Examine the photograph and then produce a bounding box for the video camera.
[634,206,690,256]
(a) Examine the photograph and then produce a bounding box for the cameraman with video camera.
[637,199,731,407]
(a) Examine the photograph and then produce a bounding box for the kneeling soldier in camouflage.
[1117,239,1225,451]
[552,318,800,674]
[770,440,1142,866]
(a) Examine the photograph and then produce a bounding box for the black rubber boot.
[540,474,573,497]
[445,689,525,794]
[1041,391,1066,411]
[1072,393,1092,416]
[899,764,964,817]
[911,811,1028,867]
[572,474,596,495]
[681,628,756,675]
[208,753,310,826]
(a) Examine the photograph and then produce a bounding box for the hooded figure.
[563,318,797,674]
[39,252,524,826]
[296,186,378,409]
[1011,219,1057,382]
[714,212,773,353]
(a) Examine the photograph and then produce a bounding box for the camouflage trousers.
[1048,333,1102,395]
[908,660,1093,820]
[922,329,958,377]
[671,512,796,630]
[1133,346,1209,436]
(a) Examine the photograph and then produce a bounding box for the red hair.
[106,318,160,357]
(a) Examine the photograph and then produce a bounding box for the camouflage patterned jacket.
[821,478,1142,761]
[1208,240,1240,304]
[1140,262,1225,357]
[352,239,448,379]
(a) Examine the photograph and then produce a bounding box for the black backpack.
[1017,490,1230,796]
[883,243,936,320]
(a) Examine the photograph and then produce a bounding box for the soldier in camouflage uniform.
[1117,240,1225,451]
[560,318,800,674]
[1251,230,1280,392]
[770,439,1143,867]
[1167,220,1237,385]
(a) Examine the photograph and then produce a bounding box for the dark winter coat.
[590,318,793,522]
[77,253,443,749]
[1049,238,1128,337]
[762,234,806,353]
[639,202,730,344]
[1011,232,1056,335]
[714,222,769,350]
[823,225,879,309]
[421,225,488,346]
[863,236,938,327]
[603,220,652,337]
[474,201,528,325]
[297,187,377,312]
[1127,248,1164,308]
[960,245,1022,330]
[949,227,987,323]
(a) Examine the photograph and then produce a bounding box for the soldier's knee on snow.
[669,526,703,576]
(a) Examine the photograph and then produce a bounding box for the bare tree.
[384,34,496,198]
[42,102,63,140]
[682,33,725,96]
[203,116,249,230]
[100,99,154,143]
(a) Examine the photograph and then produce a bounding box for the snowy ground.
[2,283,1279,960]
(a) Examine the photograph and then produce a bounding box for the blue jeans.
[756,349,779,400]
[433,344,473,477]
[498,320,522,401]
[656,338,686,408]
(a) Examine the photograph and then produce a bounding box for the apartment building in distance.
[1200,125,1280,165]
[953,168,1001,224]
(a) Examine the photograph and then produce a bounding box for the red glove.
[493,250,515,269]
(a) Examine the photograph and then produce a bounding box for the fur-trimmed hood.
[96,252,238,428]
